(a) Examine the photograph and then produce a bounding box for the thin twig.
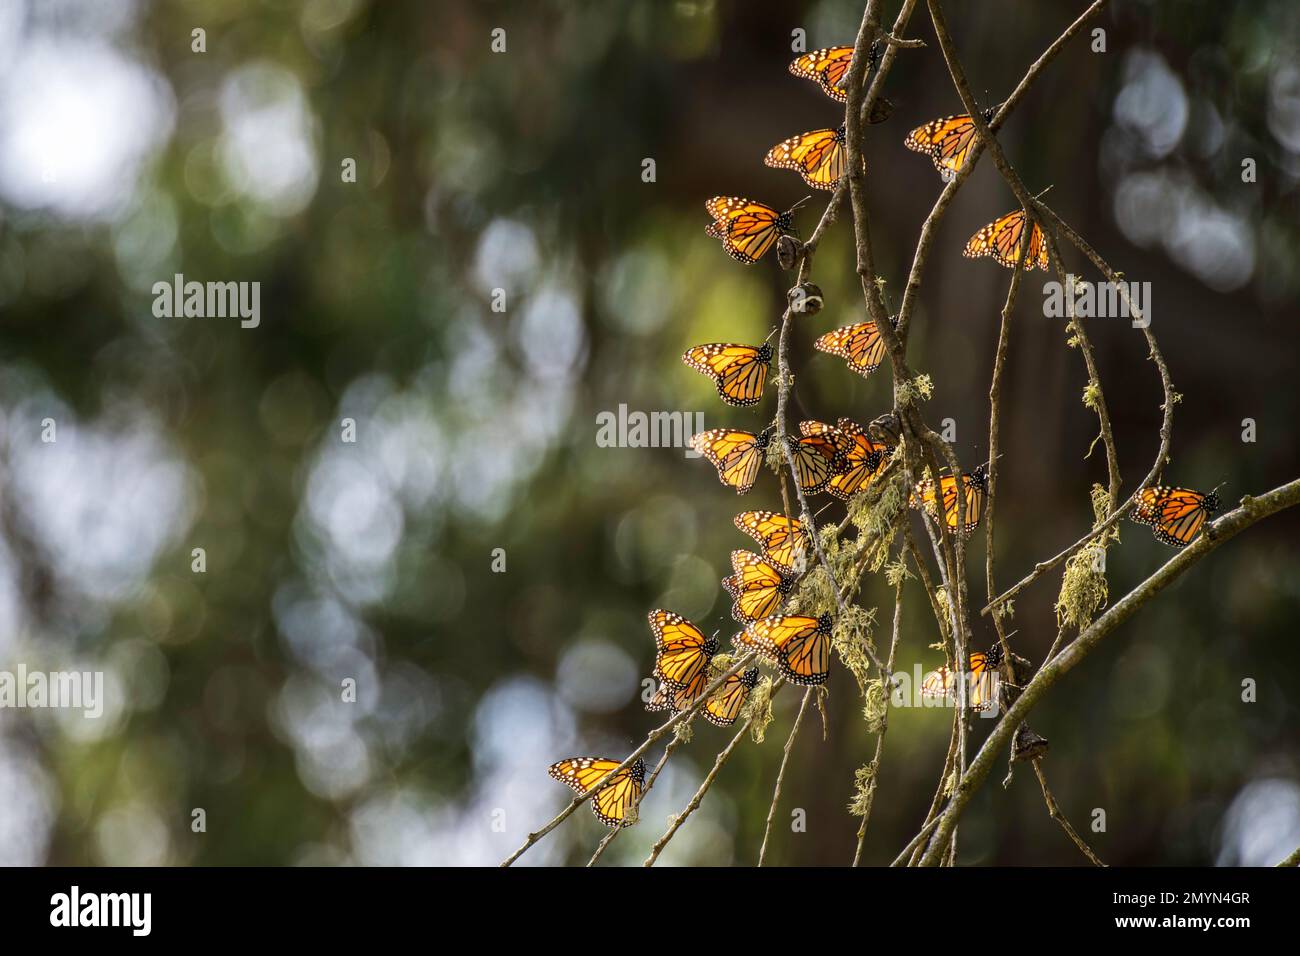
[1032,758,1106,866]
[917,477,1300,865]
[499,652,756,866]
[643,678,788,867]
[851,571,905,865]
[758,688,813,865]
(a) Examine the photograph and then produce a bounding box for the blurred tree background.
[0,0,1297,866]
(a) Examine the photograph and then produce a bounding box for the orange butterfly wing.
[682,342,771,407]
[734,511,808,572]
[964,210,1050,270]
[788,46,855,102]
[905,114,978,177]
[735,614,832,685]
[764,126,850,191]
[814,321,888,377]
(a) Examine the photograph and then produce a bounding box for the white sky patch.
[218,61,319,216]
[0,35,174,219]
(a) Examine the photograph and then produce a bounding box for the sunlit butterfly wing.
[646,667,710,714]
[788,46,855,102]
[734,511,809,572]
[703,668,760,727]
[764,126,850,191]
[648,609,717,689]
[905,113,979,177]
[911,466,988,534]
[723,549,792,623]
[548,757,646,828]
[827,418,888,499]
[963,209,1050,270]
[682,342,771,407]
[814,321,889,377]
[1131,486,1219,547]
[786,433,844,495]
[735,613,832,685]
[691,428,769,495]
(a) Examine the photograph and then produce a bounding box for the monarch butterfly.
[682,342,771,407]
[911,464,989,535]
[734,511,809,572]
[904,108,997,179]
[814,319,894,378]
[785,432,847,495]
[724,550,795,623]
[788,45,872,102]
[964,209,1050,270]
[764,126,851,191]
[647,673,709,715]
[1130,485,1220,547]
[691,427,772,495]
[920,645,1004,713]
[703,667,760,727]
[802,419,889,500]
[548,757,646,828]
[648,609,717,690]
[705,197,797,264]
[734,613,833,686]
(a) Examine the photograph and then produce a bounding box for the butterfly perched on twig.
[705,197,800,264]
[801,419,890,500]
[734,511,809,572]
[701,667,760,727]
[787,42,878,102]
[785,431,848,495]
[764,125,853,191]
[814,318,896,378]
[1130,485,1220,547]
[648,609,717,691]
[964,209,1050,270]
[904,107,998,179]
[734,613,833,686]
[724,549,795,623]
[911,465,989,535]
[920,644,1004,713]
[548,757,646,828]
[682,341,771,407]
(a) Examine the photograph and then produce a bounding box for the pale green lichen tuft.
[861,677,888,734]
[673,716,695,743]
[848,471,906,571]
[1055,542,1108,630]
[788,564,835,617]
[744,676,775,743]
[883,557,911,588]
[897,373,933,406]
[832,605,878,694]
[1082,380,1101,412]
[848,762,877,817]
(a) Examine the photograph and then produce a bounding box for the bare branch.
[918,477,1300,865]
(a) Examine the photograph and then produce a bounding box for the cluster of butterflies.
[703,45,1050,270]
[550,41,1227,834]
[549,511,826,827]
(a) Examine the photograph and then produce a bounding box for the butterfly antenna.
[763,326,778,344]
[814,500,835,521]
[788,195,814,214]
[1033,184,1055,201]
